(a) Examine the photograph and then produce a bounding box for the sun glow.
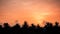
[0,0,60,27]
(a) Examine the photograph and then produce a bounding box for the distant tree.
[3,23,10,28]
[36,24,43,33]
[31,24,36,28]
[22,21,28,29]
[0,23,2,28]
[44,22,53,28]
[12,23,20,29]
[21,21,29,33]
[3,23,11,32]
[55,21,59,26]
[13,20,21,28]
[11,23,21,33]
[53,22,59,32]
[37,24,40,28]
[44,22,53,32]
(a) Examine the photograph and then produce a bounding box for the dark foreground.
[0,21,60,34]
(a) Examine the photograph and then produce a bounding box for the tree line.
[0,21,60,34]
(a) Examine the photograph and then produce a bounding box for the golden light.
[0,0,60,27]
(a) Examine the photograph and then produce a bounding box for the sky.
[0,0,60,27]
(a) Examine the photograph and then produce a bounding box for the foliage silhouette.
[0,21,60,33]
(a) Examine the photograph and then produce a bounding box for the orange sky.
[0,0,60,27]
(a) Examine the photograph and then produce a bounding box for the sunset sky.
[0,0,60,27]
